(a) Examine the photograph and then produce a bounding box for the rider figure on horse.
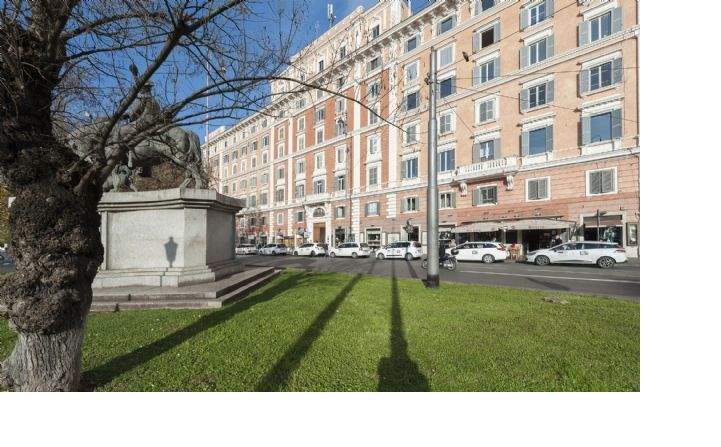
[124,82,161,169]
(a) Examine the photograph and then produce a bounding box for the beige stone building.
[203,0,640,257]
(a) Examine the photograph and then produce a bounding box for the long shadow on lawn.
[376,262,429,391]
[81,271,307,390]
[255,273,362,391]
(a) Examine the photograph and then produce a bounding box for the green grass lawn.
[0,268,639,391]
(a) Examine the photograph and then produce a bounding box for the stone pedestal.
[93,188,243,288]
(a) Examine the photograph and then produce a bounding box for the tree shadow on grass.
[377,262,430,392]
[255,273,362,391]
[81,271,307,391]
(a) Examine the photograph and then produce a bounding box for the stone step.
[89,267,280,312]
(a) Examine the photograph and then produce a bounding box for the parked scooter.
[421,248,459,271]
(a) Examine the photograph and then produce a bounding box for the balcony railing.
[455,156,519,179]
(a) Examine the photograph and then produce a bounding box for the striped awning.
[452,218,575,233]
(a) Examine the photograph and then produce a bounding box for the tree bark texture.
[1,18,104,391]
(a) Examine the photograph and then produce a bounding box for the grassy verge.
[0,268,639,391]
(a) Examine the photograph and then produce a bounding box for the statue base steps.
[91,267,280,311]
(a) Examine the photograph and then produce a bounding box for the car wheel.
[597,256,616,269]
[404,253,413,262]
[482,254,495,264]
[310,251,316,257]
[351,252,358,259]
[447,258,458,271]
[421,259,428,269]
[535,255,550,266]
[377,253,385,260]
[293,251,298,256]
[329,252,336,258]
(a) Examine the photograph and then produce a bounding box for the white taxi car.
[259,244,288,256]
[235,244,258,255]
[447,242,509,263]
[375,241,423,261]
[292,243,327,257]
[328,242,372,258]
[526,241,628,269]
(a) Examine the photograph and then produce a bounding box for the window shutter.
[436,21,442,36]
[548,0,555,15]
[472,65,481,86]
[472,188,481,206]
[590,172,602,194]
[492,139,500,159]
[401,160,407,179]
[602,170,615,193]
[451,15,457,29]
[364,203,369,216]
[493,22,501,43]
[450,77,457,95]
[493,56,500,78]
[449,149,455,170]
[451,192,457,208]
[579,21,590,46]
[521,131,530,156]
[612,57,624,84]
[520,88,529,112]
[579,69,590,94]
[479,101,487,122]
[546,80,555,103]
[611,109,623,140]
[401,198,407,212]
[539,179,548,199]
[546,35,555,58]
[520,8,529,30]
[489,187,497,203]
[529,180,539,200]
[472,142,481,163]
[520,46,529,69]
[611,7,623,34]
[581,116,591,146]
[472,32,481,53]
[545,125,554,152]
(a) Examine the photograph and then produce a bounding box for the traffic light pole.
[426,47,440,288]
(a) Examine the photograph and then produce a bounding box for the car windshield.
[360,243,369,248]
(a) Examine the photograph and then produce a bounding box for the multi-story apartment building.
[203,0,640,257]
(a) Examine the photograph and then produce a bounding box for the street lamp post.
[425,47,440,288]
[596,209,607,241]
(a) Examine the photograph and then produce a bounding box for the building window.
[371,24,380,39]
[248,195,256,207]
[527,178,549,201]
[401,157,418,179]
[250,176,257,187]
[473,58,498,85]
[318,59,324,72]
[313,179,325,194]
[587,169,617,196]
[438,44,454,68]
[315,108,325,125]
[404,123,419,144]
[261,151,268,164]
[439,112,454,134]
[473,186,497,206]
[405,61,419,83]
[368,136,379,155]
[438,148,455,172]
[367,56,381,73]
[368,81,381,100]
[402,197,419,213]
[472,139,497,162]
[297,117,305,131]
[367,166,378,187]
[277,167,285,179]
[405,34,419,53]
[591,11,612,42]
[262,135,269,147]
[475,0,497,15]
[440,192,455,209]
[296,159,305,175]
[369,104,380,125]
[260,192,268,206]
[365,202,380,216]
[473,22,499,52]
[276,188,285,203]
[437,15,456,35]
[278,144,285,158]
[316,127,324,145]
[251,156,257,168]
[405,91,419,111]
[277,213,284,225]
[297,135,305,151]
[529,38,548,65]
[296,211,305,222]
[523,125,553,156]
[314,152,325,170]
[582,109,622,145]
[335,206,346,218]
[334,175,346,191]
[521,81,553,111]
[590,61,613,91]
[336,146,346,164]
[260,173,268,185]
[476,98,495,123]
[438,76,456,98]
[295,183,305,198]
[529,0,547,27]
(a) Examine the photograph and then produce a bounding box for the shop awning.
[452,218,575,233]
[583,215,624,228]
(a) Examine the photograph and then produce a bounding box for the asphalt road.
[241,254,640,300]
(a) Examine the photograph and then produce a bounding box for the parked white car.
[293,243,326,257]
[259,244,288,255]
[526,241,627,269]
[447,242,509,263]
[375,241,423,261]
[235,244,258,255]
[328,242,372,258]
